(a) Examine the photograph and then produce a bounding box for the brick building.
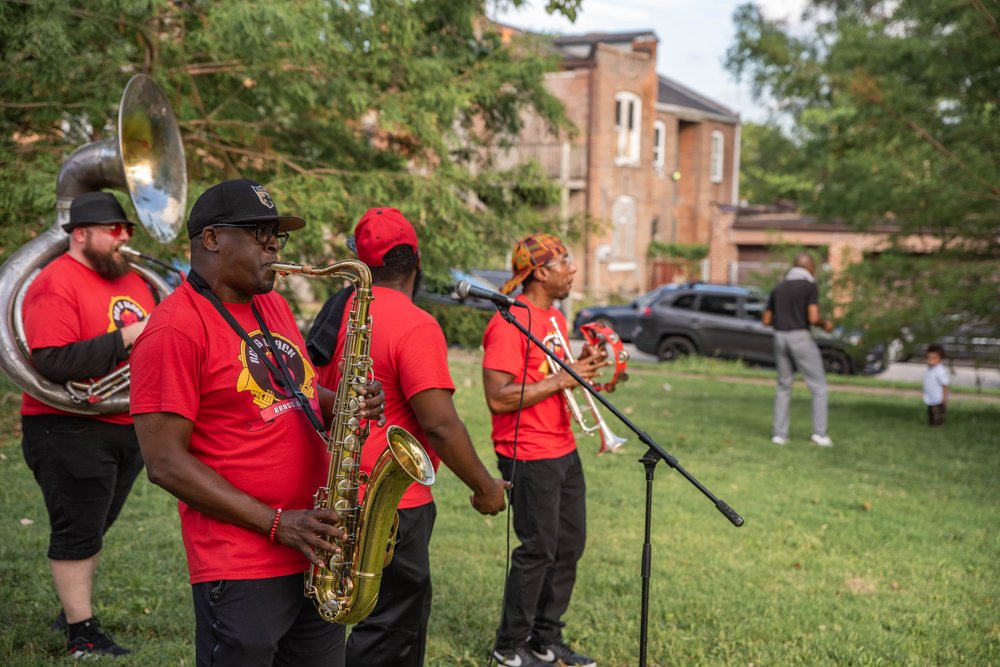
[494,27,742,299]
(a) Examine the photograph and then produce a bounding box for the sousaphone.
[0,74,187,414]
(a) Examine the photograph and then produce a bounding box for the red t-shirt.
[129,281,329,584]
[482,296,576,460]
[316,287,451,510]
[21,254,156,425]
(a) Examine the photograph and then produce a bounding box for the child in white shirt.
[923,344,950,427]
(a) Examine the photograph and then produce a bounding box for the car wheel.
[821,349,851,375]
[657,336,695,362]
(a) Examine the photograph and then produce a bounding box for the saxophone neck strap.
[186,269,326,434]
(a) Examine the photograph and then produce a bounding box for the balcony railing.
[493,142,588,184]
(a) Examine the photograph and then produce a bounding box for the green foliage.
[416,298,492,348]
[836,249,1000,348]
[726,1,1000,335]
[737,122,815,205]
[646,241,708,261]
[0,0,578,285]
[2,354,999,665]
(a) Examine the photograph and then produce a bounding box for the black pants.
[928,403,946,426]
[192,573,345,667]
[346,502,436,667]
[495,451,587,650]
[21,414,144,560]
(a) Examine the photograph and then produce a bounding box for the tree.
[726,0,1000,342]
[737,122,814,206]
[0,0,582,292]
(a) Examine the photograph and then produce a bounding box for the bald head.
[793,253,815,274]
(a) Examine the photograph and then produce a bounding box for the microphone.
[454,281,527,309]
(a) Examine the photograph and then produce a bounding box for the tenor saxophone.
[270,259,435,624]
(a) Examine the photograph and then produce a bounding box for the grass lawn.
[1,352,997,666]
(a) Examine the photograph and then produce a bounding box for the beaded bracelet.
[268,508,283,542]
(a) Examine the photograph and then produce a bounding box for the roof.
[658,76,738,121]
[549,30,658,61]
[494,23,740,122]
[733,208,898,234]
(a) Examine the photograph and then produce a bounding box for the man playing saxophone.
[306,207,508,667]
[483,233,606,667]
[20,191,151,659]
[129,180,385,667]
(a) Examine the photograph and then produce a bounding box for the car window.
[743,296,766,321]
[634,290,660,309]
[670,293,696,309]
[698,295,739,317]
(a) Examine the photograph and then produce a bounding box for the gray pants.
[773,329,828,439]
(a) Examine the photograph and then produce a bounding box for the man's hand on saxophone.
[271,507,347,569]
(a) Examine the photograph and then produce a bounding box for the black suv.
[632,283,887,375]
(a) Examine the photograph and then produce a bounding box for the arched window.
[611,195,637,261]
[614,92,642,166]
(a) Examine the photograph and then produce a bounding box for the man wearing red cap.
[482,233,605,667]
[20,190,152,658]
[307,207,509,667]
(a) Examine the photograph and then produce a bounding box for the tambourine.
[579,322,629,392]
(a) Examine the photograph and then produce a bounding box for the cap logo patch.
[252,185,275,209]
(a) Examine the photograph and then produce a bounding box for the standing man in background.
[307,207,508,667]
[482,233,604,667]
[21,191,152,658]
[763,252,834,447]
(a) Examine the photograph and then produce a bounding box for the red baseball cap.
[354,208,419,267]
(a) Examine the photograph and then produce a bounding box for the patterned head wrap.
[500,233,568,295]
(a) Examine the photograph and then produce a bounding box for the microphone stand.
[495,304,744,667]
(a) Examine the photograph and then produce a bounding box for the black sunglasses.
[208,222,289,249]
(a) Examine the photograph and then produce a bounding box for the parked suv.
[633,283,887,375]
[571,284,675,343]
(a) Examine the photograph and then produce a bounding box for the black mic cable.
[486,305,531,667]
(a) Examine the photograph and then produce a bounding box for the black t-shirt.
[767,280,818,331]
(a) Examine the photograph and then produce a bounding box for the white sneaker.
[811,434,833,447]
[771,436,787,446]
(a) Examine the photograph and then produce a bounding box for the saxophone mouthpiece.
[268,261,309,276]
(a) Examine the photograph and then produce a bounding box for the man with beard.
[305,207,508,667]
[483,234,605,667]
[20,191,153,658]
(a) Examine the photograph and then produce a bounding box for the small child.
[923,344,950,427]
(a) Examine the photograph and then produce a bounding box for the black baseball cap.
[63,192,133,232]
[187,179,306,239]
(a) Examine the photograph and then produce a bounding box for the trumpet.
[542,317,627,454]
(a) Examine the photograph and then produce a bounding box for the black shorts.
[21,414,144,560]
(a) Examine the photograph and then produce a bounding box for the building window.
[710,130,724,183]
[652,120,665,174]
[614,92,642,166]
[611,195,636,260]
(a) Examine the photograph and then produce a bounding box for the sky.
[491,0,809,123]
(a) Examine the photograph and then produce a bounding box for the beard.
[82,235,131,280]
